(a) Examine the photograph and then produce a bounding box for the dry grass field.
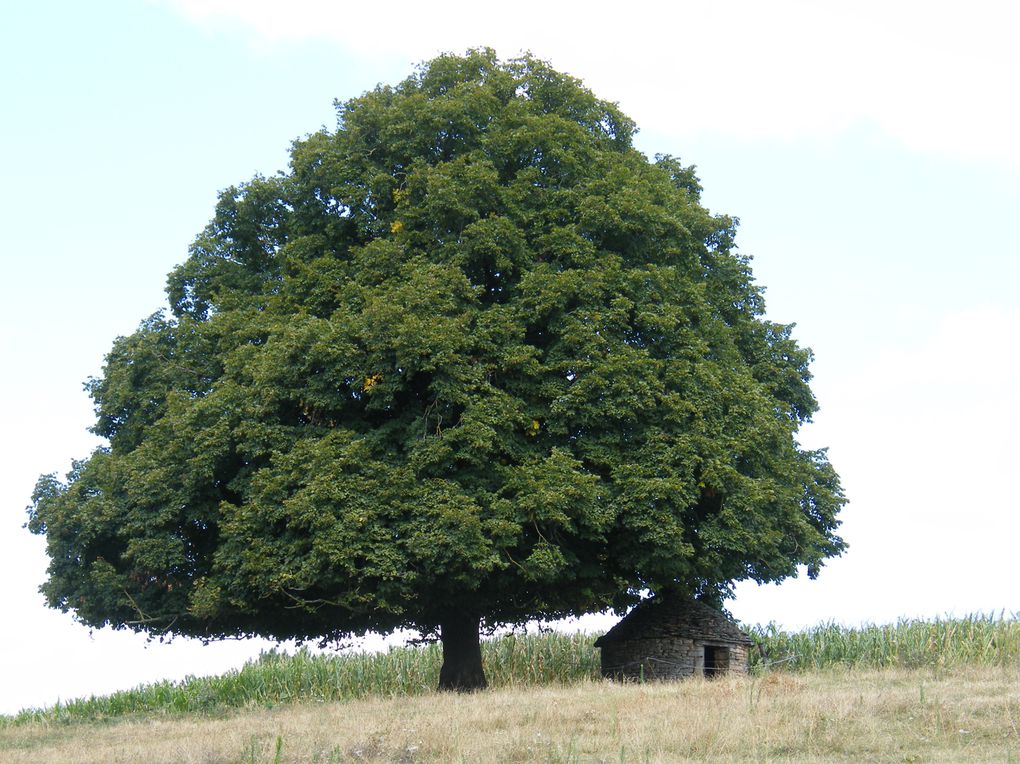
[3,665,1018,763]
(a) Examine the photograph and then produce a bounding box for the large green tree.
[29,50,845,689]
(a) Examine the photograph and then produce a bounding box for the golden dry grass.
[3,666,1018,762]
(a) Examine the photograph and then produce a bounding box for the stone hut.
[594,596,752,680]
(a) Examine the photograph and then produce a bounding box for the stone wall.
[727,644,749,674]
[600,637,698,680]
[600,638,750,680]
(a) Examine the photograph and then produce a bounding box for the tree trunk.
[438,612,487,691]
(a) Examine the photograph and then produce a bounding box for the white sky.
[1,0,1017,715]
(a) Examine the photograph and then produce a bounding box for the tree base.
[438,613,487,691]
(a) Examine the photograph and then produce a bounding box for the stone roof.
[594,596,752,646]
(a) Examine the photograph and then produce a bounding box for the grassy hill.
[2,616,1018,762]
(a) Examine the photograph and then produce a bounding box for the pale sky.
[1,0,1017,715]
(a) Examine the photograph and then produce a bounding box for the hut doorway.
[703,645,729,677]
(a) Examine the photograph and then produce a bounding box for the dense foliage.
[28,50,844,685]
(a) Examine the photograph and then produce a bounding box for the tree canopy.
[29,49,845,689]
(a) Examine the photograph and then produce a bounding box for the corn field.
[747,613,1020,671]
[6,614,1018,725]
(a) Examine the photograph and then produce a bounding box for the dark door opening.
[703,645,728,677]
